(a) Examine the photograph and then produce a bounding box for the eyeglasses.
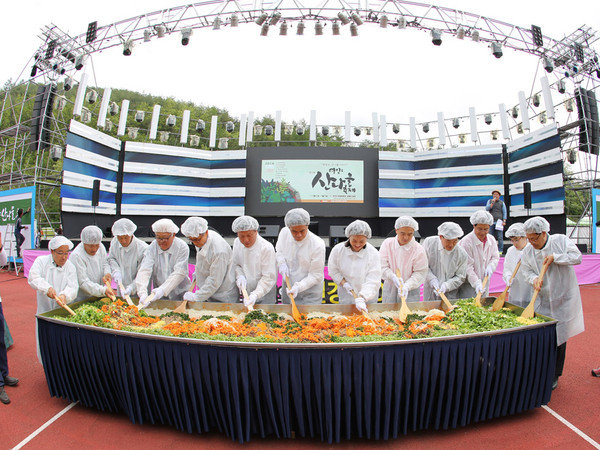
[527,233,542,243]
[156,235,173,242]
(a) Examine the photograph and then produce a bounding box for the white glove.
[391,274,403,289]
[138,292,149,308]
[475,280,484,294]
[342,282,354,295]
[151,287,165,301]
[112,271,122,284]
[485,264,495,278]
[122,285,133,296]
[503,276,513,287]
[355,297,368,313]
[286,284,299,298]
[439,282,448,294]
[236,275,247,290]
[183,291,196,302]
[244,293,257,308]
[399,285,409,298]
[279,263,289,277]
[430,278,440,291]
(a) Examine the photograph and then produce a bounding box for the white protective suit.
[421,236,469,301]
[69,243,111,301]
[502,245,532,308]
[107,236,148,294]
[457,231,499,298]
[189,230,237,302]
[275,227,325,305]
[519,234,584,346]
[379,237,428,302]
[28,254,79,314]
[135,237,191,300]
[232,234,277,303]
[328,241,382,304]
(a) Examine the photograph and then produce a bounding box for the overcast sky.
[2,1,600,125]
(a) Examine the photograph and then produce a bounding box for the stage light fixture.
[230,15,239,27]
[484,114,492,125]
[332,21,340,35]
[491,130,498,140]
[337,12,350,25]
[543,56,554,73]
[135,111,145,122]
[354,127,361,137]
[397,16,407,29]
[427,138,435,149]
[213,18,221,30]
[572,65,579,74]
[254,125,263,135]
[159,131,169,142]
[190,135,200,146]
[568,149,577,164]
[392,124,400,134]
[458,134,467,143]
[517,123,524,134]
[50,145,63,162]
[491,42,503,58]
[86,21,98,44]
[265,125,273,136]
[380,15,388,28]
[539,112,547,124]
[181,28,193,45]
[397,140,406,149]
[557,80,566,94]
[279,22,288,35]
[532,93,541,107]
[30,65,38,77]
[452,118,460,129]
[531,25,543,47]
[123,40,134,56]
[87,90,98,104]
[471,30,480,42]
[351,12,363,25]
[456,26,465,39]
[81,108,92,123]
[45,39,57,59]
[350,23,358,37]
[226,121,235,133]
[128,127,139,139]
[196,119,206,132]
[260,23,269,36]
[297,21,305,35]
[296,125,305,135]
[422,123,430,133]
[511,106,519,119]
[109,101,119,116]
[321,126,329,136]
[574,43,585,63]
[55,96,66,111]
[431,29,442,46]
[143,29,151,42]
[75,54,85,70]
[565,98,574,112]
[156,25,166,38]
[218,138,229,149]
[64,76,73,91]
[315,21,323,35]
[270,12,282,25]
[166,115,176,127]
[255,12,268,25]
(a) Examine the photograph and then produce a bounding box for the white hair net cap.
[284,208,310,227]
[80,225,103,244]
[470,210,494,226]
[181,217,208,237]
[505,223,526,238]
[344,220,372,239]
[524,216,550,234]
[232,216,259,233]
[152,218,179,234]
[438,222,464,239]
[49,235,74,251]
[395,216,419,231]
[112,218,137,236]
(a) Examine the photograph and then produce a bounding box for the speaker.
[91,179,101,206]
[258,225,280,245]
[329,225,347,248]
[30,84,56,152]
[576,243,587,253]
[523,182,532,209]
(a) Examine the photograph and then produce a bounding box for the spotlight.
[422,123,430,133]
[265,125,273,136]
[143,29,151,42]
[511,106,519,119]
[350,23,358,37]
[87,90,98,104]
[270,12,281,25]
[557,80,566,94]
[531,25,544,47]
[458,134,467,143]
[351,13,363,25]
[279,22,288,35]
[397,16,407,29]
[484,114,492,125]
[354,127,361,137]
[135,111,145,122]
[427,138,435,149]
[123,40,134,56]
[226,121,235,132]
[213,17,221,30]
[218,138,229,149]
[196,119,206,132]
[452,118,460,129]
[260,23,269,36]
[50,145,63,162]
[392,124,400,134]
[471,30,480,42]
[490,130,498,140]
[296,21,305,35]
[539,112,547,124]
[543,56,554,73]
[75,54,85,70]
[337,12,350,25]
[230,14,239,27]
[332,21,340,35]
[321,126,329,136]
[86,21,98,43]
[565,98,574,112]
[156,25,166,38]
[532,93,540,107]
[64,77,73,91]
[315,21,323,35]
[181,28,192,45]
[380,15,388,28]
[574,43,584,63]
[572,65,579,74]
[30,65,38,77]
[517,123,524,134]
[254,125,263,135]
[491,42,503,58]
[190,135,200,146]
[568,149,577,164]
[431,29,442,46]
[456,26,465,39]
[255,12,268,25]
[109,102,119,116]
[296,125,304,135]
[166,115,176,127]
[55,96,66,111]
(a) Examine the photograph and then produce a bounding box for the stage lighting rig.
[260,23,269,36]
[332,21,340,35]
[109,102,119,116]
[166,115,176,127]
[265,125,273,136]
[196,119,206,132]
[422,123,430,133]
[392,124,400,133]
[255,12,268,25]
[351,13,363,26]
[456,26,465,40]
[321,126,329,136]
[226,121,235,132]
[452,118,460,129]
[491,42,503,58]
[557,80,566,94]
[543,56,554,73]
[213,18,221,30]
[297,21,305,35]
[337,12,350,25]
[354,127,361,136]
[532,93,540,107]
[380,15,388,28]
[143,29,151,42]
[431,29,442,46]
[230,15,239,27]
[397,16,407,29]
[123,40,134,56]
[350,23,358,37]
[181,28,193,45]
[74,54,85,70]
[296,125,305,135]
[279,22,288,35]
[270,12,281,25]
[64,76,73,91]
[135,111,145,122]
[511,106,519,119]
[531,25,543,47]
[484,114,493,125]
[315,22,323,35]
[471,30,480,42]
[156,25,166,38]
[87,90,98,104]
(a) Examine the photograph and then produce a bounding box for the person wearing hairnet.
[230,216,277,308]
[520,216,583,390]
[275,208,325,305]
[502,223,532,307]
[136,218,191,308]
[69,225,115,302]
[328,220,381,312]
[27,236,79,362]
[107,218,148,297]
[421,222,469,302]
[181,217,237,303]
[458,210,499,299]
[379,216,428,302]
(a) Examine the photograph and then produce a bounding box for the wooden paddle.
[437,290,454,311]
[118,282,135,307]
[341,278,374,322]
[521,260,551,319]
[104,279,117,301]
[492,260,521,311]
[173,280,197,313]
[474,275,489,307]
[53,294,75,316]
[138,291,155,310]
[285,275,303,324]
[396,269,411,323]
[241,287,254,312]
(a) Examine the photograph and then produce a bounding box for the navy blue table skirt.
[38,318,556,443]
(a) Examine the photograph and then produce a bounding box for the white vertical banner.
[499,103,510,139]
[410,117,416,149]
[540,76,555,120]
[149,105,161,140]
[469,106,478,142]
[371,112,379,143]
[379,114,387,147]
[309,110,317,142]
[274,110,282,142]
[72,72,89,117]
[117,100,130,136]
[437,112,446,147]
[344,111,351,142]
[209,115,218,148]
[97,87,111,128]
[238,114,247,146]
[518,91,530,131]
[180,110,190,143]
[246,111,254,143]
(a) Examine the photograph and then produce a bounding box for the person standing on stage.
[136,218,191,308]
[485,189,507,254]
[70,225,115,302]
[14,207,30,258]
[520,216,584,390]
[230,216,277,308]
[276,208,325,305]
[107,218,148,297]
[422,222,469,302]
[181,217,237,303]
[458,210,499,299]
[327,220,381,312]
[0,233,19,404]
[502,223,532,307]
[379,216,428,302]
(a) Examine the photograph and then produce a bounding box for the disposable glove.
[112,271,122,284]
[244,293,257,308]
[391,274,403,289]
[439,282,448,294]
[138,292,149,309]
[236,275,247,290]
[485,264,495,278]
[122,285,133,296]
[342,282,354,295]
[355,297,368,313]
[474,280,484,294]
[278,263,289,277]
[183,291,196,302]
[400,285,409,298]
[151,286,165,301]
[286,284,299,298]
[430,278,440,291]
